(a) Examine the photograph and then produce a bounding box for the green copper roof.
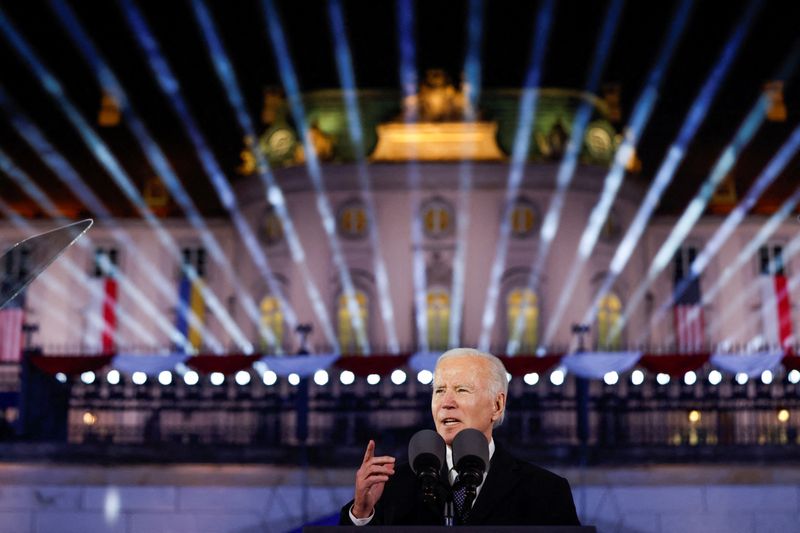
[252,88,619,167]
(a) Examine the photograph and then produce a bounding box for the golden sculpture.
[373,69,505,161]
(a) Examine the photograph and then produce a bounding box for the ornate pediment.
[371,69,505,161]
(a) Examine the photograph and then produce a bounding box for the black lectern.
[305,527,596,532]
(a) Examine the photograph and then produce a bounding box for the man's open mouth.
[442,418,461,426]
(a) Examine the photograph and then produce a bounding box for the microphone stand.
[443,498,454,527]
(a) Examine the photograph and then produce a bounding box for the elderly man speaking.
[340,347,580,526]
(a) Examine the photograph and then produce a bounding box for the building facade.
[2,84,796,356]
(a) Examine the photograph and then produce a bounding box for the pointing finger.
[362,440,375,462]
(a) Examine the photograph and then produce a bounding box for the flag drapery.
[176,274,205,352]
[84,276,118,354]
[85,248,119,354]
[101,277,117,353]
[759,245,794,349]
[673,247,704,352]
[0,292,24,362]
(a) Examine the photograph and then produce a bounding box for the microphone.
[452,428,490,507]
[408,429,446,504]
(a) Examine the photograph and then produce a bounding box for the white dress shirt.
[350,438,495,526]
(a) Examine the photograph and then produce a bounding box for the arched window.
[338,290,368,354]
[597,292,622,349]
[259,296,284,352]
[507,288,538,353]
[338,201,368,239]
[427,288,450,351]
[510,199,537,238]
[421,198,454,239]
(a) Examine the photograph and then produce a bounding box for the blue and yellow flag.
[176,275,205,352]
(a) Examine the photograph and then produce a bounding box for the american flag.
[0,292,25,362]
[673,247,704,352]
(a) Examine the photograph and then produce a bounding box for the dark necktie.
[452,480,470,523]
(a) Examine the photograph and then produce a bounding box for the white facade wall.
[3,161,798,353]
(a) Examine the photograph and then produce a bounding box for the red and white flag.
[84,277,117,353]
[761,270,793,349]
[759,246,794,349]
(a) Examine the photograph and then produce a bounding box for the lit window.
[338,201,368,239]
[260,296,284,352]
[427,288,450,351]
[507,288,538,352]
[510,200,536,238]
[421,199,454,239]
[338,290,368,354]
[597,292,622,349]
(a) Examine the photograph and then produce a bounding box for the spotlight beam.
[706,218,800,344]
[119,0,306,351]
[0,7,236,352]
[611,37,800,343]
[544,0,694,346]
[506,0,624,354]
[184,28,336,352]
[449,0,484,348]
[262,0,368,352]
[52,0,271,351]
[578,0,759,330]
[0,184,162,349]
[326,0,400,353]
[641,124,800,343]
[703,185,800,308]
[395,0,429,351]
[478,0,556,351]
[188,0,339,350]
[0,89,202,352]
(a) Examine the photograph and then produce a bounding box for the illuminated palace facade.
[3,81,794,356]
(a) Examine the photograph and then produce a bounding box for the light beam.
[642,124,800,343]
[0,89,199,352]
[449,0,484,348]
[326,0,401,353]
[396,0,429,352]
[263,0,369,352]
[52,0,265,351]
[543,0,694,345]
[611,36,800,342]
[579,0,759,331]
[506,0,624,354]
[478,0,556,351]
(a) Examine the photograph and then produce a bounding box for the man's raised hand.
[352,440,395,519]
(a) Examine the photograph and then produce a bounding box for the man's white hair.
[434,347,509,427]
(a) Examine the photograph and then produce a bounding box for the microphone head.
[452,428,489,475]
[408,429,446,475]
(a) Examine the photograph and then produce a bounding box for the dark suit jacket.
[339,443,580,526]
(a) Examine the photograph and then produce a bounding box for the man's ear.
[492,392,506,421]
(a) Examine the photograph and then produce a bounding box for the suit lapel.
[465,444,521,524]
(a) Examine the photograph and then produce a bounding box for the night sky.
[1,0,799,217]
